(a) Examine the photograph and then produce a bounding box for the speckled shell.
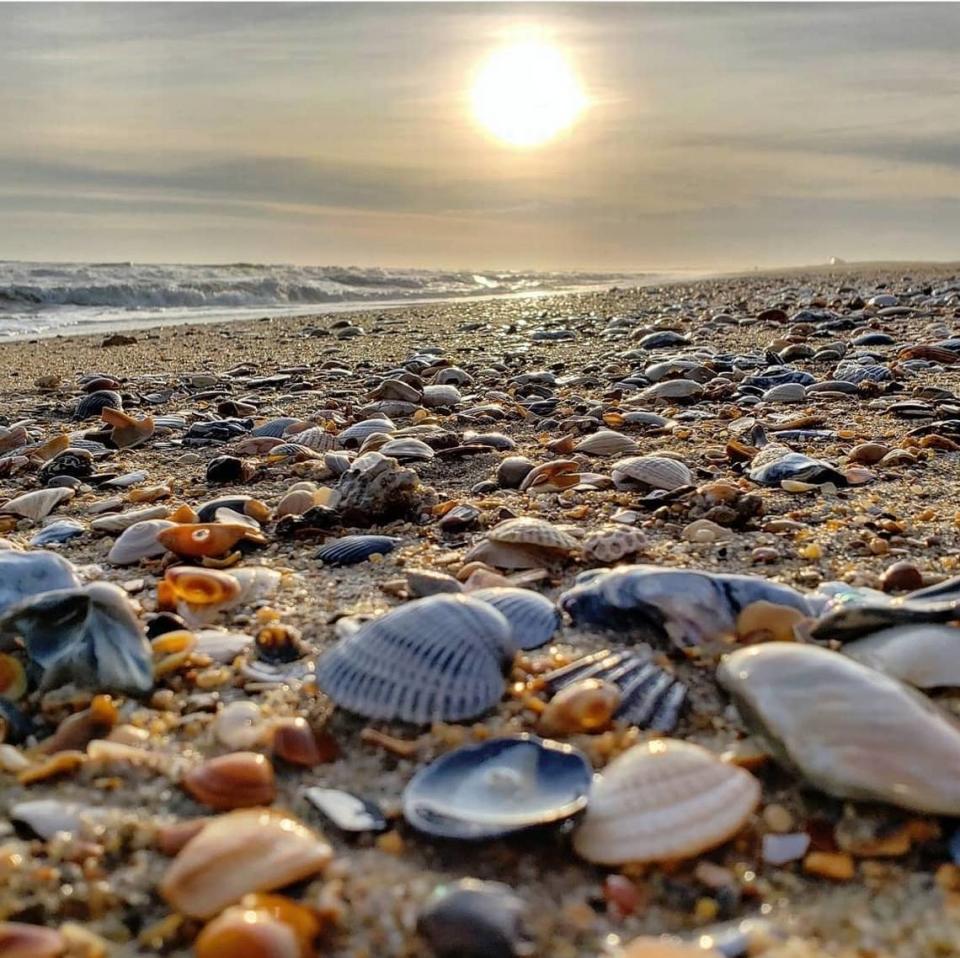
[543,649,687,731]
[335,451,423,523]
[468,587,561,650]
[573,431,639,457]
[486,517,578,553]
[74,389,122,420]
[843,624,960,688]
[315,535,399,566]
[0,550,80,615]
[379,437,435,461]
[337,418,396,447]
[315,594,516,723]
[107,519,176,564]
[718,643,960,814]
[582,526,648,564]
[611,456,693,491]
[0,488,74,522]
[290,426,339,452]
[572,739,760,864]
[403,735,591,839]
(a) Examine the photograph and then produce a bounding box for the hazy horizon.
[3,2,959,271]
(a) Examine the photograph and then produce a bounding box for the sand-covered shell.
[0,582,152,694]
[403,735,591,839]
[157,522,265,558]
[487,517,577,553]
[582,526,648,564]
[718,642,960,814]
[315,535,400,566]
[843,624,960,688]
[160,808,333,919]
[0,488,74,522]
[611,456,693,491]
[338,418,396,447]
[315,594,515,723]
[573,430,639,457]
[107,519,175,564]
[572,739,760,864]
[468,587,560,650]
[0,549,80,615]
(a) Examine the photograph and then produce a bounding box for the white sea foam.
[0,261,653,339]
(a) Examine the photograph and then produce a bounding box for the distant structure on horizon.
[829,257,847,265]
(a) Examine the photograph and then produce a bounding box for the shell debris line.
[4,267,960,956]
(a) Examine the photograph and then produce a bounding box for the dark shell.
[469,587,560,651]
[73,390,122,420]
[275,505,340,538]
[205,455,253,483]
[542,649,687,731]
[0,550,81,616]
[305,787,387,832]
[38,449,94,483]
[195,496,264,523]
[403,735,591,840]
[748,452,848,486]
[252,417,301,438]
[184,419,252,443]
[418,879,530,958]
[0,699,32,745]
[316,535,400,567]
[315,594,515,723]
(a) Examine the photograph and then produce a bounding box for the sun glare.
[471,39,587,148]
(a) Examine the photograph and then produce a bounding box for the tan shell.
[486,517,578,553]
[640,380,704,402]
[518,460,581,493]
[276,487,321,518]
[582,526,648,563]
[0,488,74,522]
[611,455,693,491]
[572,739,760,864]
[291,426,339,452]
[622,938,722,958]
[160,808,332,918]
[91,504,170,533]
[573,430,639,457]
[462,539,560,571]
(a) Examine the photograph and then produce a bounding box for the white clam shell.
[573,430,639,457]
[612,455,693,491]
[91,504,169,533]
[573,739,760,865]
[843,624,960,688]
[107,519,175,564]
[718,642,960,814]
[0,487,74,522]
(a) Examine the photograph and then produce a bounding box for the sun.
[471,40,587,148]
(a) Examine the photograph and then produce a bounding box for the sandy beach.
[3,265,960,957]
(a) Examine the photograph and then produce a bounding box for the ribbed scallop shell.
[74,390,122,420]
[487,517,578,553]
[379,438,435,461]
[252,417,303,438]
[337,418,396,447]
[315,535,399,566]
[611,455,693,491]
[572,739,760,864]
[315,594,515,723]
[290,426,339,452]
[469,587,560,650]
[573,431,639,457]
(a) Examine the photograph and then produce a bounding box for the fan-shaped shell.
[315,535,400,566]
[379,437,435,462]
[107,519,176,565]
[572,739,760,864]
[573,431,639,457]
[611,456,693,491]
[252,417,303,438]
[468,587,560,650]
[0,488,74,522]
[315,594,515,723]
[74,390,122,420]
[0,550,80,615]
[290,426,339,452]
[337,418,396,447]
[486,517,578,553]
[403,735,591,839]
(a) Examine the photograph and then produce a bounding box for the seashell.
[718,643,960,814]
[572,739,760,864]
[748,451,849,487]
[196,496,272,524]
[379,437,435,461]
[182,752,277,810]
[315,534,400,566]
[157,522,265,558]
[542,649,687,731]
[29,519,86,547]
[102,469,149,487]
[165,567,242,606]
[160,808,333,919]
[291,425,339,452]
[74,389,122,420]
[0,424,28,454]
[539,679,621,735]
[560,565,814,647]
[735,601,808,643]
[0,923,66,958]
[496,456,534,488]
[255,623,303,664]
[462,539,561,571]
[0,487,74,522]
[518,459,581,494]
[252,416,303,438]
[417,879,530,958]
[681,518,735,544]
[368,378,422,403]
[101,407,154,448]
[264,442,318,464]
[438,503,480,532]
[231,436,283,455]
[0,699,32,745]
[18,749,86,785]
[403,735,591,839]
[582,526,648,564]
[214,700,269,750]
[0,582,153,694]
[573,430,639,457]
[337,418,396,447]
[421,383,461,407]
[207,454,256,483]
[9,798,104,839]
[315,594,515,723]
[90,504,169,534]
[305,787,387,832]
[107,518,175,564]
[640,380,704,402]
[611,455,693,491]
[468,587,560,650]
[38,448,94,483]
[0,653,27,700]
[335,451,424,523]
[232,566,283,603]
[486,517,577,553]
[194,906,303,958]
[0,550,80,615]
[270,717,328,767]
[463,431,515,451]
[276,487,321,518]
[195,628,254,662]
[843,624,960,688]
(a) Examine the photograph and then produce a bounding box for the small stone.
[750,547,781,564]
[762,803,794,833]
[803,851,855,880]
[880,561,923,593]
[762,832,810,865]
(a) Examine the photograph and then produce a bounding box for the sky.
[1,2,959,271]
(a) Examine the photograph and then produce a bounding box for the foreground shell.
[611,456,693,491]
[403,735,591,839]
[468,587,561,650]
[156,522,265,558]
[843,624,960,688]
[0,550,80,615]
[315,594,515,723]
[572,739,760,864]
[160,808,333,919]
[718,643,960,814]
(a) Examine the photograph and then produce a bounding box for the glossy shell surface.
[315,535,400,566]
[843,624,960,688]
